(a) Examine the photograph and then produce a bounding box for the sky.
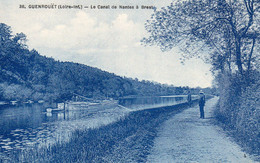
[0,0,214,88]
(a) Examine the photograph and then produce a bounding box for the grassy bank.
[1,100,201,163]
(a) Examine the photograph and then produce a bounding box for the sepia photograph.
[0,0,259,162]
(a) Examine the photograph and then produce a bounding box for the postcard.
[0,0,259,162]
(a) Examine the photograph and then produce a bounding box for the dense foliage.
[215,71,260,157]
[142,0,259,76]
[142,0,259,158]
[0,23,199,102]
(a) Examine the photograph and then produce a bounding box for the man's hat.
[199,90,204,94]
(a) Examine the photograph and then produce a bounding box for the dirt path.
[147,97,255,163]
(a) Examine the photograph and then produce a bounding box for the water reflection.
[0,95,189,154]
[0,103,129,154]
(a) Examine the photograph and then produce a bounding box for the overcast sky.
[0,0,213,88]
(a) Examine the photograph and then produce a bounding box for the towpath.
[147,97,255,162]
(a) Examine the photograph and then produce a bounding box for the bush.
[215,71,260,158]
[237,82,260,152]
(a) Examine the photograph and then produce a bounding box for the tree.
[142,0,259,78]
[13,32,27,49]
[0,23,12,44]
[0,23,27,51]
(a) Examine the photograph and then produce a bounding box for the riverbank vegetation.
[1,101,197,162]
[0,23,209,103]
[142,0,259,159]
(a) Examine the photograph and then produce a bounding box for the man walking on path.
[199,90,205,118]
[187,90,192,107]
[147,97,255,162]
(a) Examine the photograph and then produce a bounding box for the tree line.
[0,23,205,102]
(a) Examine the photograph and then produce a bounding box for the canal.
[0,95,191,154]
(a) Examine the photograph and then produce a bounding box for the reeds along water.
[0,95,199,162]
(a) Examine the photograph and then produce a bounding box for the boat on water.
[65,100,118,110]
[10,101,18,105]
[0,101,8,106]
[23,100,34,104]
[38,100,45,104]
[46,107,64,113]
[65,101,100,110]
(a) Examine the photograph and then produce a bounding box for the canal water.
[0,95,190,154]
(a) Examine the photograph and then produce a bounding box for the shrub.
[215,71,260,157]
